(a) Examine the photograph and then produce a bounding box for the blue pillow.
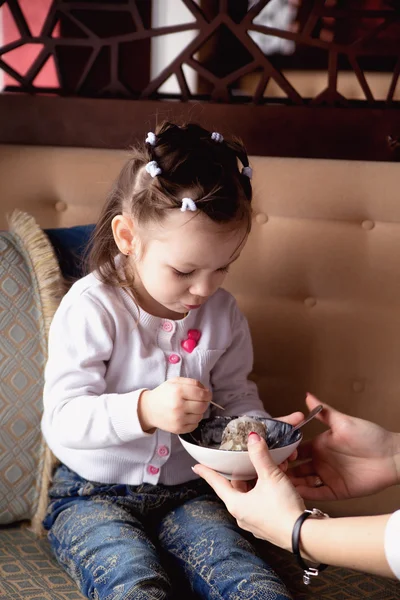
[45,225,95,281]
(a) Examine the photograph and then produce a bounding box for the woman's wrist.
[282,510,305,553]
[295,512,330,564]
[293,514,394,578]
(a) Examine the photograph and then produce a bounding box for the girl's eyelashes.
[173,269,195,278]
[172,266,230,278]
[218,266,230,274]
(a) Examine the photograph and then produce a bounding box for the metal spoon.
[269,404,323,449]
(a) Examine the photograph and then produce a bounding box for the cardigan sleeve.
[42,292,151,449]
[384,510,400,579]
[209,302,270,418]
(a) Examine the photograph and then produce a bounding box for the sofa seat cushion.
[0,526,398,600]
[0,526,84,599]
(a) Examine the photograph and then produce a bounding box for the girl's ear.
[111,214,135,255]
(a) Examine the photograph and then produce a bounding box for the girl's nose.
[189,278,214,298]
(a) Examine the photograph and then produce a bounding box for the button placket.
[157,445,169,457]
[144,431,171,483]
[158,320,176,352]
[162,321,173,333]
[164,322,182,376]
[143,463,161,483]
[166,352,182,377]
[147,465,160,475]
[168,353,181,364]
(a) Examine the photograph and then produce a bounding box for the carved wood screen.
[0,0,399,161]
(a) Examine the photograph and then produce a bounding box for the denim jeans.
[44,465,292,600]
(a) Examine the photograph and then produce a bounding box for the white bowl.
[179,416,302,480]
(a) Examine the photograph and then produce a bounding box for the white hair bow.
[145,132,157,146]
[181,197,197,212]
[242,166,252,179]
[145,161,162,178]
[211,132,224,143]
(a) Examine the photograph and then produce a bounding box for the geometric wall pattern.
[1,0,399,106]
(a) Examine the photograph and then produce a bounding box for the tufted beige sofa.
[0,143,399,599]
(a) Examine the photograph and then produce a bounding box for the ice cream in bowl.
[179,415,302,480]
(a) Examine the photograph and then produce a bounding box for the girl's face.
[131,210,247,320]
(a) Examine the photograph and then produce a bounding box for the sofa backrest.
[1,144,399,517]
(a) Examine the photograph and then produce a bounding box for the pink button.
[162,321,173,333]
[147,465,159,475]
[168,354,180,364]
[157,445,169,457]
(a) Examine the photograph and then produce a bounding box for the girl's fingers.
[180,421,204,433]
[170,377,204,387]
[181,384,211,403]
[182,400,210,415]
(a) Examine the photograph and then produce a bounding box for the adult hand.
[289,394,400,500]
[273,410,304,470]
[193,432,306,551]
[276,411,304,427]
[138,377,211,434]
[230,410,305,493]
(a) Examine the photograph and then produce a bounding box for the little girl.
[42,122,292,600]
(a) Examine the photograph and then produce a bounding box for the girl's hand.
[193,432,306,551]
[289,394,400,500]
[138,377,211,434]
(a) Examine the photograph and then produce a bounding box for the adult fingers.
[288,474,321,488]
[295,484,336,502]
[290,459,316,477]
[306,394,341,429]
[247,433,284,480]
[295,440,314,462]
[231,480,250,492]
[277,411,305,427]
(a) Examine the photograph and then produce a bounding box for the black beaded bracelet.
[292,508,330,585]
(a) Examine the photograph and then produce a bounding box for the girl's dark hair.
[88,122,252,289]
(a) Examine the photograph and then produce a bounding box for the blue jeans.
[44,465,292,600]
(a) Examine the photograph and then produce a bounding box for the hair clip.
[242,166,253,179]
[145,132,157,146]
[211,132,224,143]
[145,160,162,178]
[181,198,197,212]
